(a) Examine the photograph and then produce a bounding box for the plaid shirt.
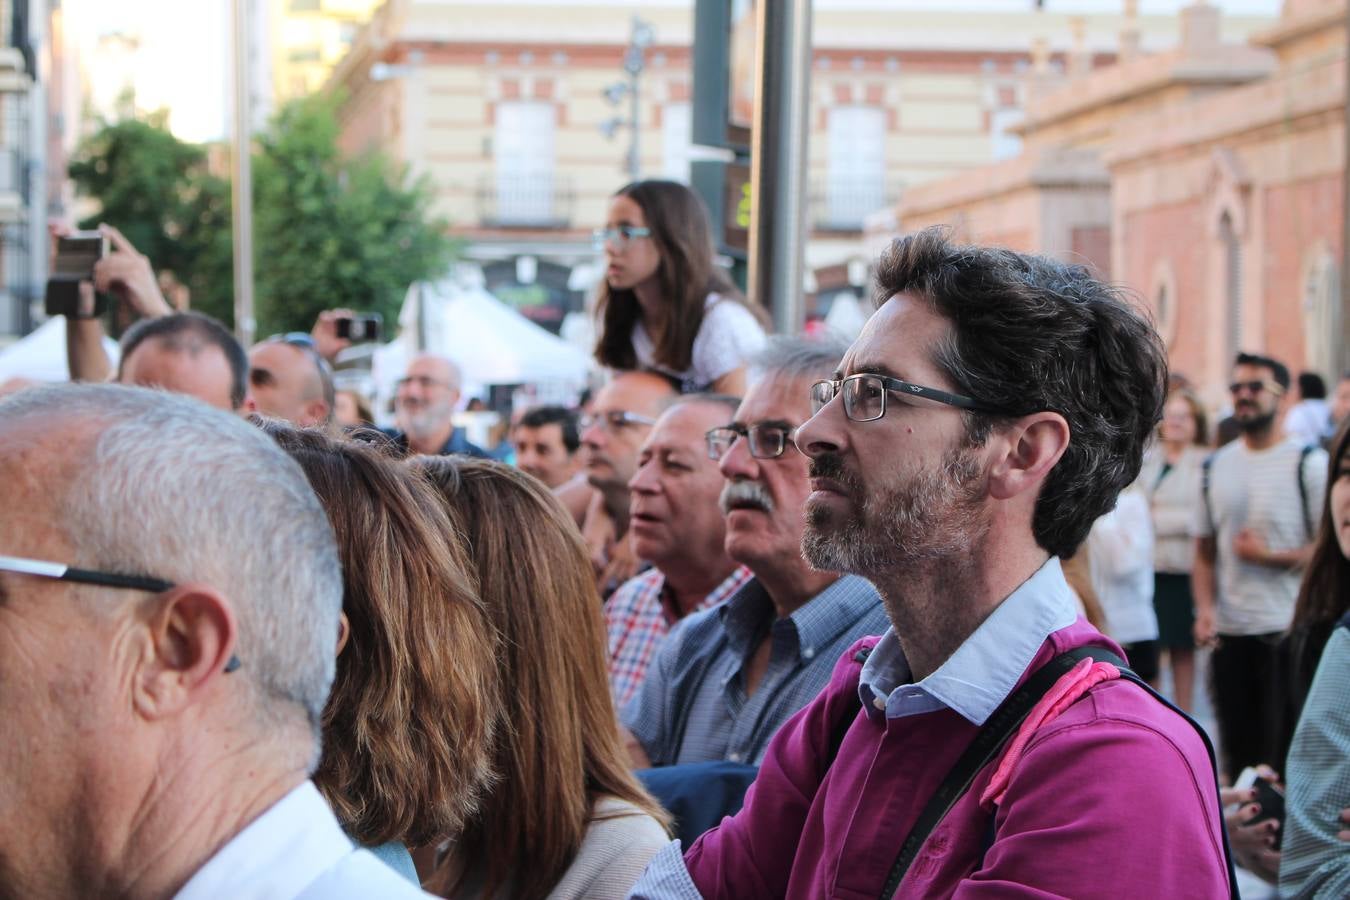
[605,565,753,709]
[1280,618,1350,899]
[622,573,887,767]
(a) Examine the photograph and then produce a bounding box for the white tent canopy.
[0,318,120,383]
[370,279,594,422]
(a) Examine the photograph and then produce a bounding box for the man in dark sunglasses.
[0,383,429,898]
[1193,351,1326,786]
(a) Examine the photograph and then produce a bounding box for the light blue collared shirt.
[857,556,1080,725]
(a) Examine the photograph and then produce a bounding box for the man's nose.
[794,401,845,460]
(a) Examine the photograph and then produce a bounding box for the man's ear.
[336,611,350,656]
[987,412,1070,502]
[132,585,238,721]
[306,399,331,428]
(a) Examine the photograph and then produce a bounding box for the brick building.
[891,0,1346,402]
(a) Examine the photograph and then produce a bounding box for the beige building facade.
[326,1,1275,331]
[893,0,1343,401]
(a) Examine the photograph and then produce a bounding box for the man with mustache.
[620,337,886,768]
[388,353,488,458]
[631,230,1229,897]
[605,395,752,709]
[1192,352,1326,780]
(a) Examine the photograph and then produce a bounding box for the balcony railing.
[476,173,575,229]
[810,178,903,233]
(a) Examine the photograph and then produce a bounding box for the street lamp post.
[601,17,655,181]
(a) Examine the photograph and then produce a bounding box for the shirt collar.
[174,781,353,900]
[719,574,879,662]
[857,556,1079,725]
[658,566,752,627]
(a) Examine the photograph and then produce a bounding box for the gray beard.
[801,448,989,578]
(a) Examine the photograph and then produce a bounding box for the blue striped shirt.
[621,573,886,766]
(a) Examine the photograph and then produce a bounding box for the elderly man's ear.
[132,586,238,720]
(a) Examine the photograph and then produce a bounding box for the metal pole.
[231,0,256,346]
[629,67,641,180]
[1341,0,1350,374]
[748,0,812,335]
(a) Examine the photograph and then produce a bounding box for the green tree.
[68,95,457,337]
[67,110,235,324]
[253,93,457,336]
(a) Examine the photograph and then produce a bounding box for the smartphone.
[336,313,382,343]
[1234,766,1286,848]
[45,231,109,318]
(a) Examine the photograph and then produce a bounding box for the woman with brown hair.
[593,179,765,394]
[414,456,670,900]
[258,421,501,881]
[1136,386,1209,711]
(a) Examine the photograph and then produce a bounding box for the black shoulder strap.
[1297,444,1314,540]
[1338,610,1350,631]
[878,647,1240,900]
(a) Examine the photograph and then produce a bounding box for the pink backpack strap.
[979,658,1121,810]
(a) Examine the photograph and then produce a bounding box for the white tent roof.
[0,318,120,383]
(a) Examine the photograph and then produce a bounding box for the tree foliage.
[68,94,457,336]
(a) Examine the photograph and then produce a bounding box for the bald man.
[387,353,488,458]
[578,371,678,596]
[246,338,335,428]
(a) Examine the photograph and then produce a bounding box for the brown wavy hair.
[1162,387,1209,446]
[413,456,670,900]
[593,179,761,374]
[258,421,501,849]
[1289,418,1350,672]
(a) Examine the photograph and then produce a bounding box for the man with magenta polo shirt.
[630,229,1230,898]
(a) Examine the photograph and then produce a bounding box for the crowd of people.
[2,179,1348,899]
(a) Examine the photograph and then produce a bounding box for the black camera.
[336,313,382,343]
[45,231,109,319]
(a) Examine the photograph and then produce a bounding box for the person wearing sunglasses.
[592,180,766,395]
[578,371,677,598]
[0,383,432,899]
[632,229,1230,898]
[1192,352,1327,784]
[245,333,336,428]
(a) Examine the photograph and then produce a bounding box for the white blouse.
[631,293,766,391]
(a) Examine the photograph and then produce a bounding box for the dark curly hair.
[872,227,1168,558]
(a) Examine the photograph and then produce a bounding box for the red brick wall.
[1070,225,1110,276]
[1260,174,1342,370]
[1120,199,1207,382]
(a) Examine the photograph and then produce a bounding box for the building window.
[1302,250,1340,378]
[494,101,557,225]
[662,103,692,183]
[990,107,1024,162]
[1219,212,1242,361]
[824,105,886,230]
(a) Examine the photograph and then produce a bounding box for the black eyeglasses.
[0,555,241,673]
[579,410,657,432]
[706,422,796,460]
[1229,379,1283,397]
[811,373,997,422]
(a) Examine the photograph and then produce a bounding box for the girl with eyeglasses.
[593,180,766,395]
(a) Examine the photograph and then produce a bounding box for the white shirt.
[631,293,765,390]
[1284,399,1332,447]
[1086,490,1159,645]
[175,781,431,900]
[1191,439,1328,635]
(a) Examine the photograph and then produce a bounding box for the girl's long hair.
[1291,417,1350,648]
[593,179,761,373]
[259,422,501,848]
[415,457,669,900]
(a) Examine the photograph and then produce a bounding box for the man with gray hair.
[387,352,488,457]
[0,383,431,898]
[621,336,887,769]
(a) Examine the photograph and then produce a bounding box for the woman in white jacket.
[1136,388,1210,710]
[1087,485,1161,685]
